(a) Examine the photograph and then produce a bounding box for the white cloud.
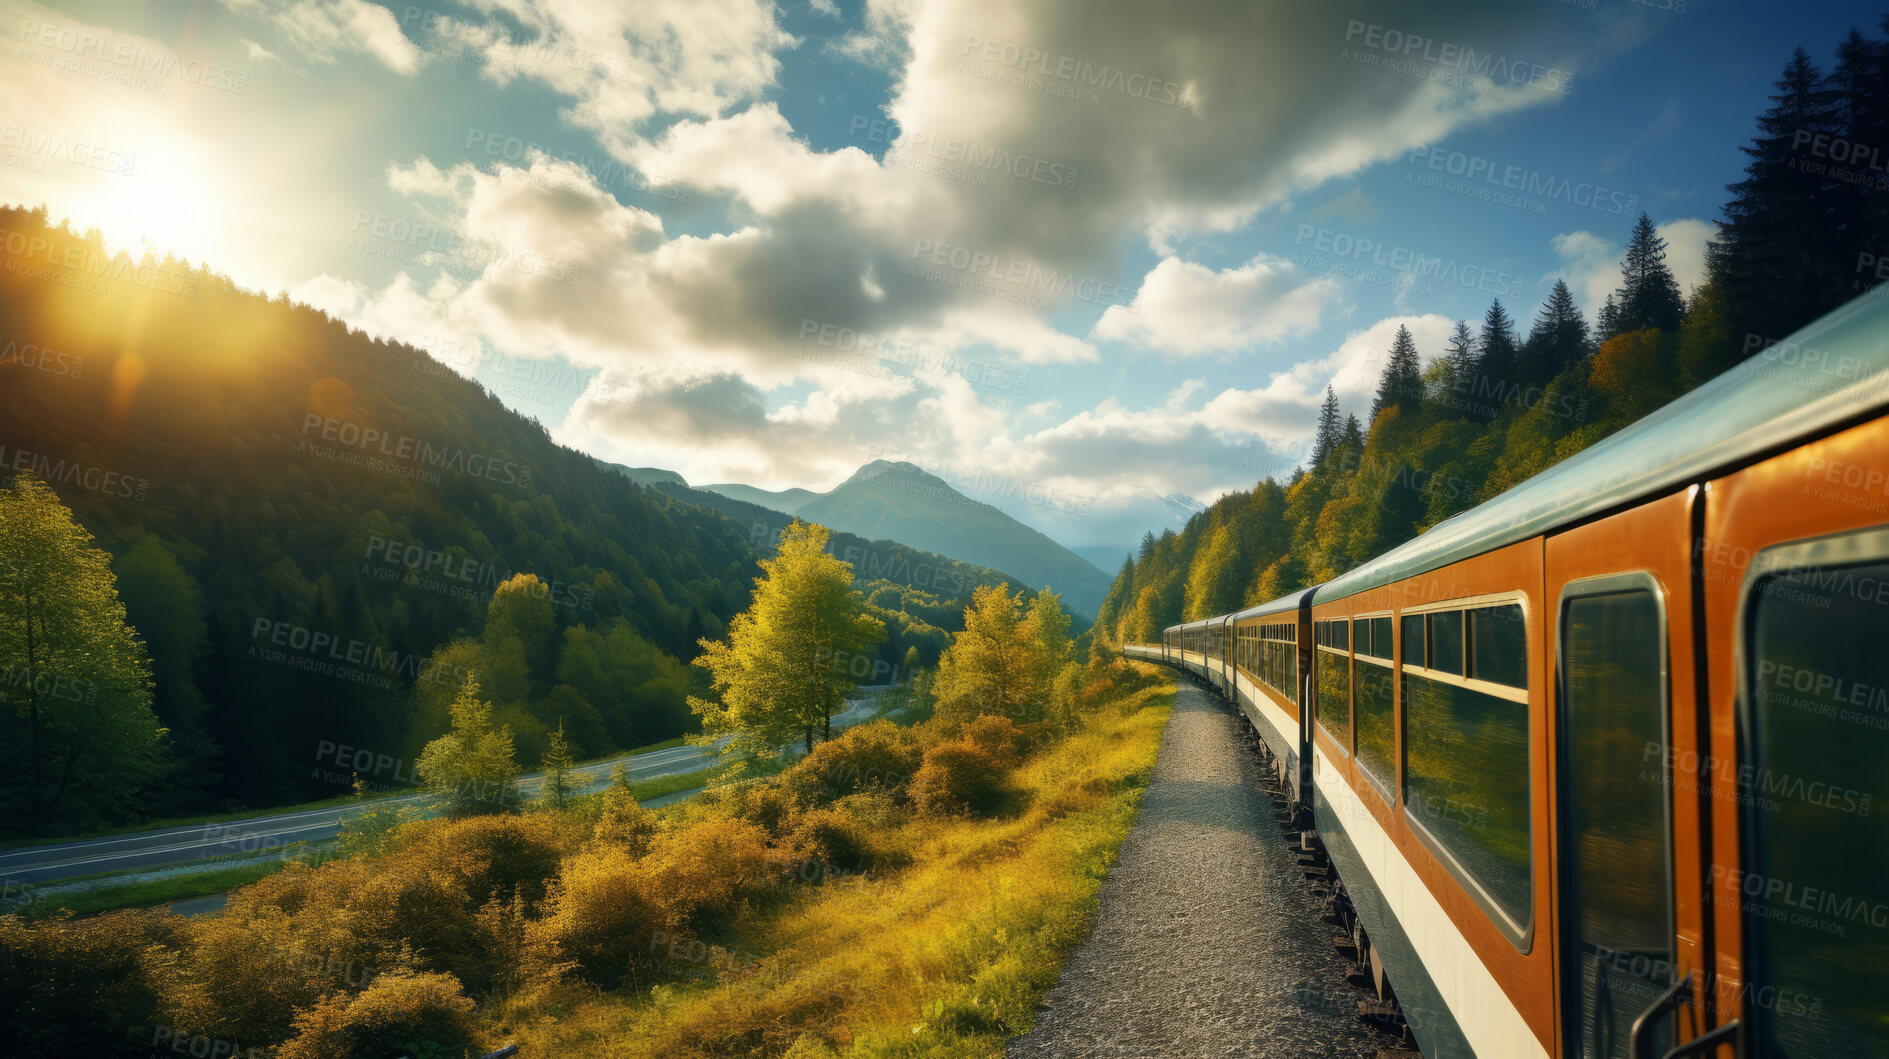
[1092,254,1343,357]
[219,0,422,74]
[446,0,796,160]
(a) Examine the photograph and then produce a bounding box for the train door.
[1546,489,1706,1058]
[1701,414,1889,1059]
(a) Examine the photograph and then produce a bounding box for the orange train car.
[1127,291,1889,1058]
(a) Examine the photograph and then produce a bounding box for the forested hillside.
[1098,28,1889,641]
[0,210,1021,831]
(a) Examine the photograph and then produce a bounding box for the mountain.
[793,461,1113,616]
[0,207,916,829]
[700,481,820,513]
[1161,492,1206,521]
[605,463,689,488]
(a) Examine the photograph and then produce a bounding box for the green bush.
[529,817,774,987]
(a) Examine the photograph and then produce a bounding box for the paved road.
[1008,682,1386,1059]
[2,692,890,888]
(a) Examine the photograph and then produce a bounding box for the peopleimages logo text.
[1406,147,1637,216]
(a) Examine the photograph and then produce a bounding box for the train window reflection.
[1356,654,1395,800]
[1746,556,1889,1058]
[1404,670,1531,936]
[1470,604,1528,689]
[1562,588,1671,1059]
[1431,611,1465,676]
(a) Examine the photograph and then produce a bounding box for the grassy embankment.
[503,670,1174,1057]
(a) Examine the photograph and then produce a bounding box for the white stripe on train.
[1313,745,1548,1059]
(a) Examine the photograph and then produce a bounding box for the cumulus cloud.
[438,0,796,159]
[219,0,422,74]
[293,0,1609,542]
[1092,254,1343,356]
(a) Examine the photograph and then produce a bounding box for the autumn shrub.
[160,909,356,1045]
[0,909,178,1058]
[721,780,805,838]
[957,713,1028,767]
[274,970,478,1059]
[530,817,775,988]
[225,855,493,997]
[784,806,874,874]
[910,739,1010,818]
[400,811,564,908]
[784,720,922,804]
[591,785,660,854]
[643,816,776,924]
[527,846,662,988]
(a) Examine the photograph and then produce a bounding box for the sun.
[67,142,224,267]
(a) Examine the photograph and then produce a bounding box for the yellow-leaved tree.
[690,520,886,756]
[932,584,1072,723]
[0,473,164,827]
[416,674,520,816]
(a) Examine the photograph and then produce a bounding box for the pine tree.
[1596,293,1621,343]
[1340,414,1365,463]
[1369,325,1425,427]
[1829,28,1889,296]
[1473,300,1520,416]
[1523,279,1592,386]
[539,721,576,809]
[1709,48,1845,349]
[1310,386,1343,471]
[1615,213,1687,334]
[1429,320,1477,417]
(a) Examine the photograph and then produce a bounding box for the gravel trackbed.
[1008,681,1389,1059]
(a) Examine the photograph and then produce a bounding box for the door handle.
[1629,974,1742,1059]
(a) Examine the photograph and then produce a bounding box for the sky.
[1,0,1880,561]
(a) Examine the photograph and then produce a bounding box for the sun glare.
[67,143,223,267]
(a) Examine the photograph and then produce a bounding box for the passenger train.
[1123,293,1889,1059]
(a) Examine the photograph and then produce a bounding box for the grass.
[626,765,724,803]
[0,734,703,851]
[498,671,1175,1058]
[19,857,306,918]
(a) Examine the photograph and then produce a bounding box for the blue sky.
[1,0,1878,558]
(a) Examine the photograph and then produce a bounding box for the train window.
[1401,613,1424,667]
[1352,618,1370,657]
[1743,549,1889,1058]
[1355,650,1395,800]
[1561,585,1673,1059]
[1317,623,1352,752]
[1429,610,1465,676]
[1404,665,1531,938]
[1469,604,1527,688]
[1332,620,1349,651]
[1370,617,1392,660]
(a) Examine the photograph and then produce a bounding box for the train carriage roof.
[1228,586,1319,623]
[1319,292,1889,603]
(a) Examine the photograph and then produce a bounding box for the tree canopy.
[690,520,887,755]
